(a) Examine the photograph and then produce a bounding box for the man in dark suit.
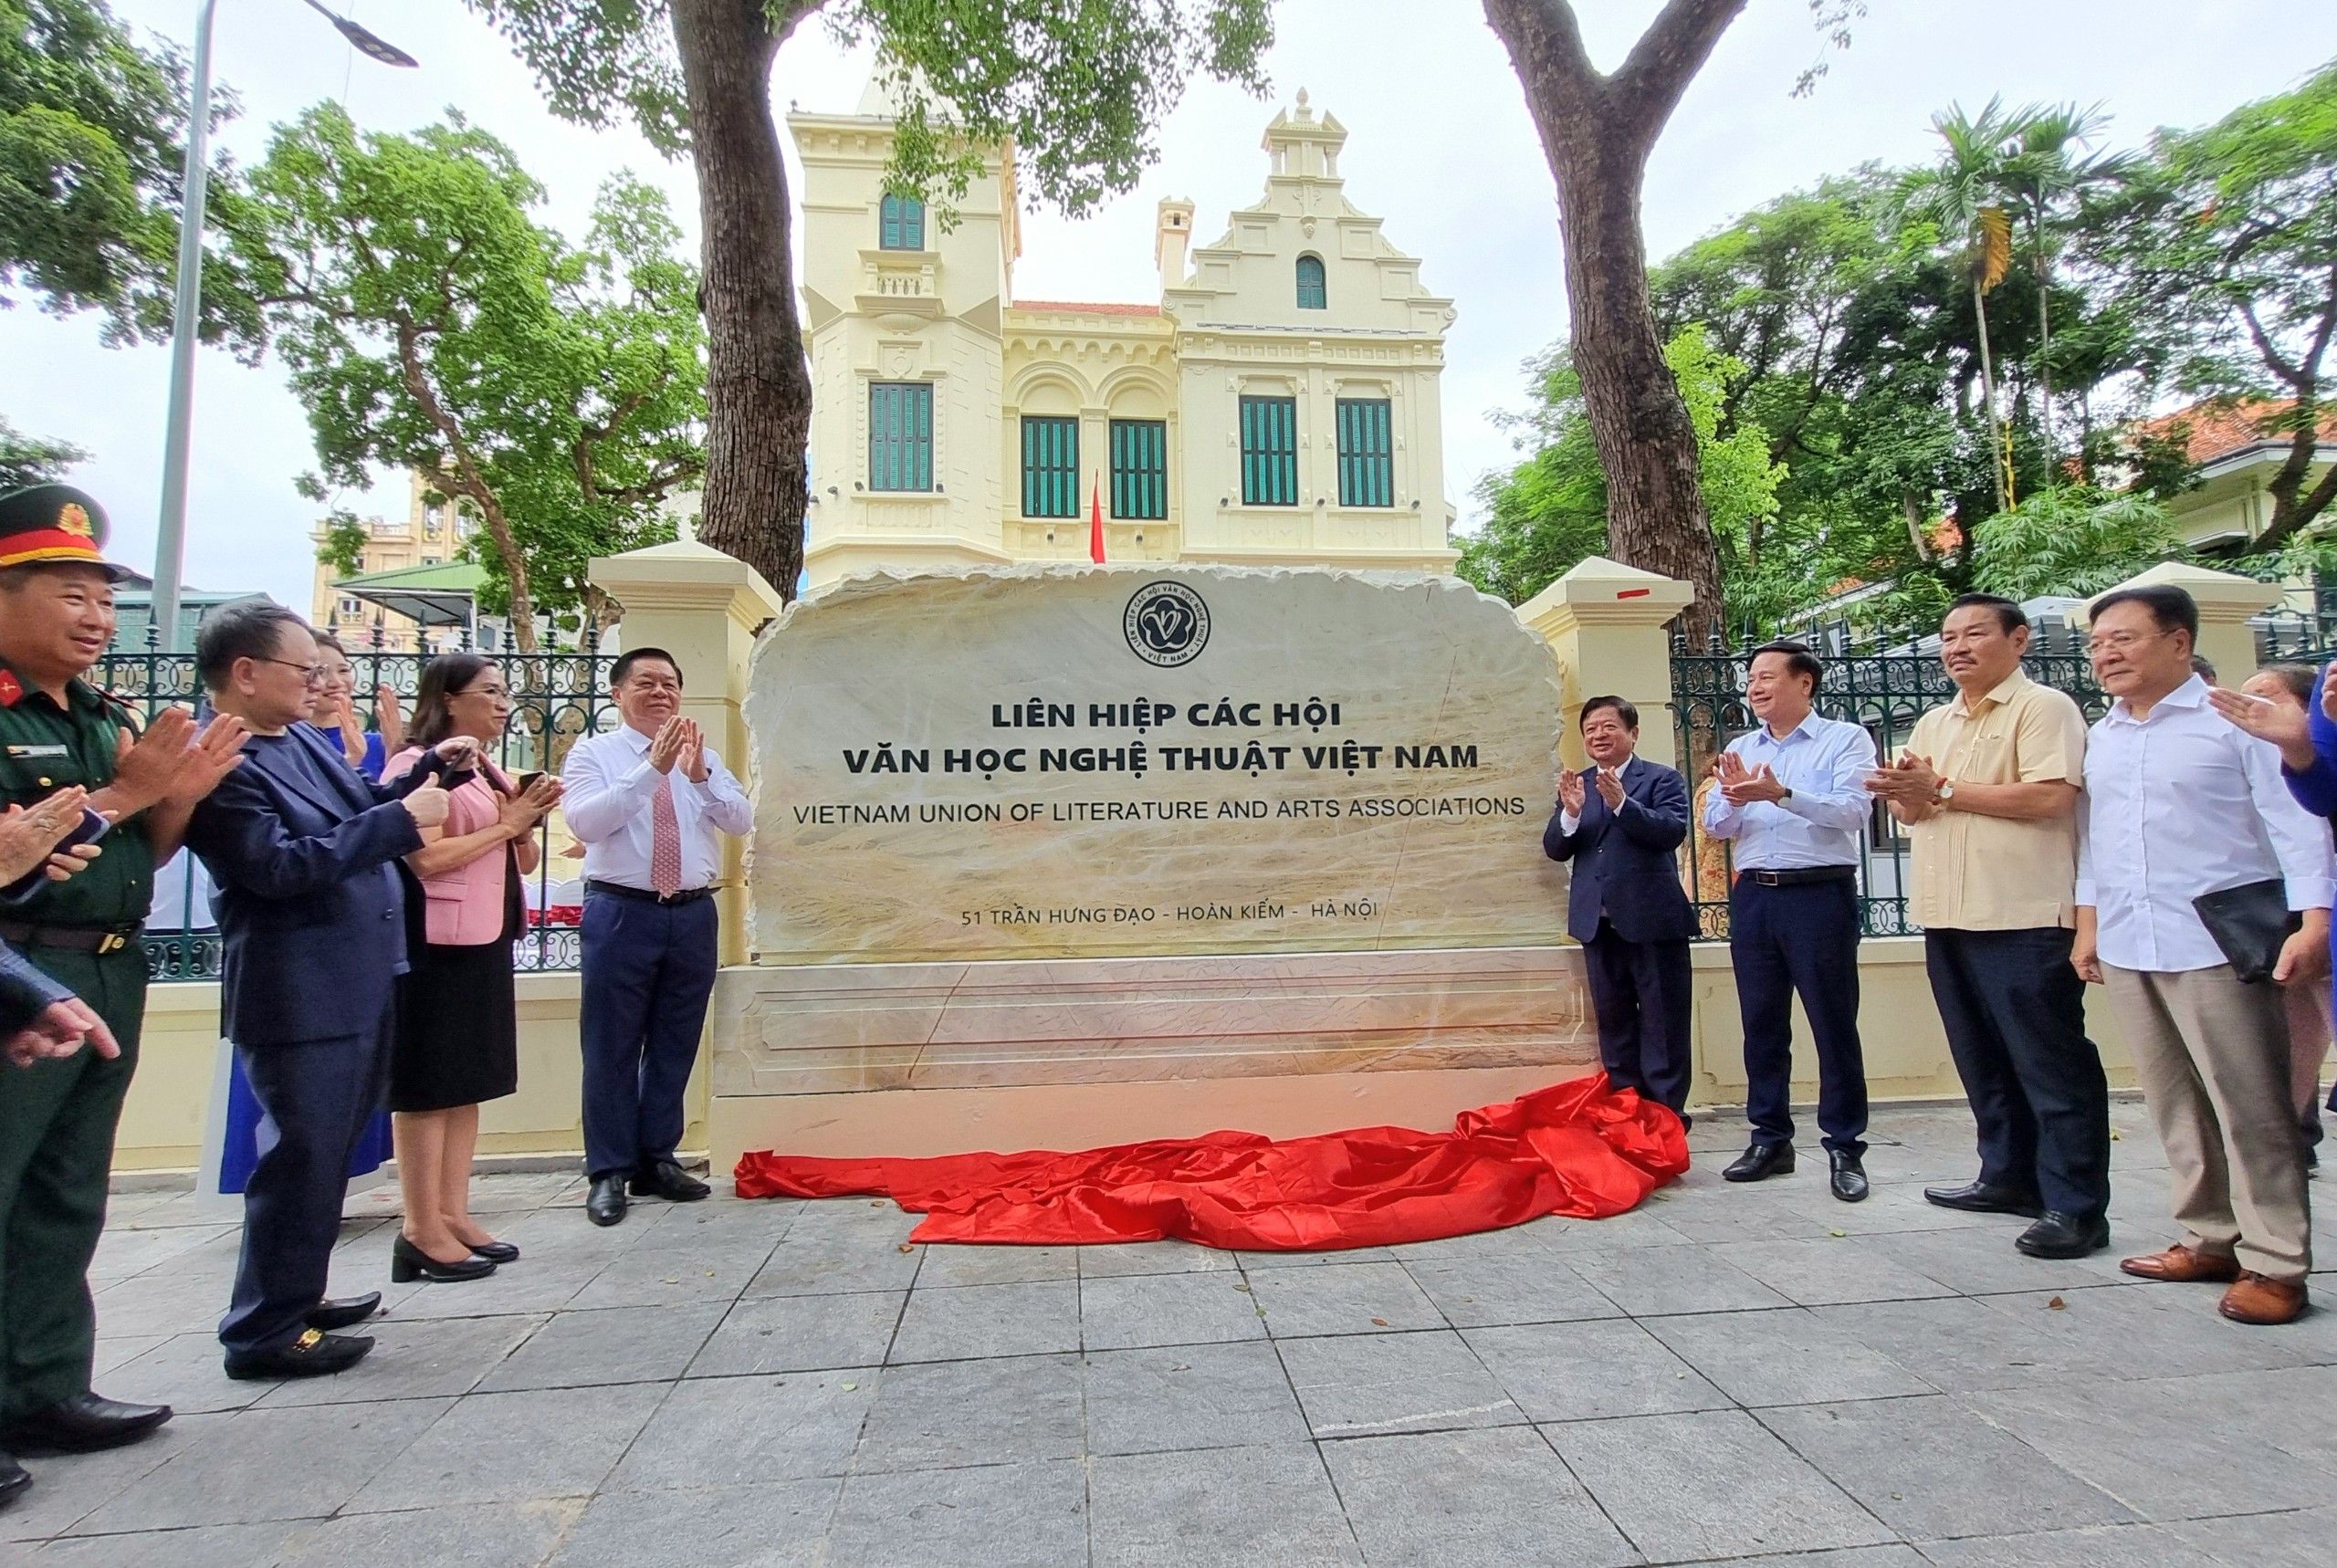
[1544,695,1700,1122]
[183,604,466,1381]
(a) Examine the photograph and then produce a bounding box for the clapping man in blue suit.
[183,605,473,1381]
[1543,696,1701,1123]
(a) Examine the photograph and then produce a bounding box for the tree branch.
[1609,0,1750,147]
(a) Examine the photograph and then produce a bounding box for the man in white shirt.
[561,648,753,1226]
[1701,643,1881,1202]
[2075,586,2331,1325]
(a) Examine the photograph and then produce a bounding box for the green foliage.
[1967,486,2184,601]
[1462,326,1783,623]
[0,413,86,489]
[466,1,1276,219]
[312,509,367,578]
[0,0,261,352]
[224,105,705,645]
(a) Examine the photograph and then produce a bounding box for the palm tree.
[1899,99,2026,513]
[1999,102,2137,474]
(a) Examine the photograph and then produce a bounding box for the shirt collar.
[618,724,654,753]
[1754,712,1820,747]
[2107,672,2209,727]
[1951,669,2031,717]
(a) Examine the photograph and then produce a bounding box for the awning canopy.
[332,560,484,628]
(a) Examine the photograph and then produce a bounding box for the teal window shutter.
[879,194,927,251]
[1020,416,1080,518]
[1336,398,1393,507]
[869,382,933,491]
[1295,255,1326,310]
[1239,395,1298,506]
[1109,420,1168,520]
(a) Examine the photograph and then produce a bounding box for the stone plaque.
[744,566,1567,962]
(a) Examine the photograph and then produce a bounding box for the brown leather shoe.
[2218,1272,2308,1325]
[2119,1243,2241,1282]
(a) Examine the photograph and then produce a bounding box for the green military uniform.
[0,486,152,1424]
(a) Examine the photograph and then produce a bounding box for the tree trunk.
[670,0,812,601]
[1971,278,2007,514]
[1483,0,1743,641]
[2033,227,2057,476]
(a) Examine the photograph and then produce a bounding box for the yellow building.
[792,86,1459,588]
[309,473,478,652]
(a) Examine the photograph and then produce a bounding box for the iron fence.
[99,629,619,980]
[1671,634,2109,941]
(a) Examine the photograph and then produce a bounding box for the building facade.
[793,87,1458,588]
[309,473,480,651]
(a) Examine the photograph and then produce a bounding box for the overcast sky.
[8,0,2332,614]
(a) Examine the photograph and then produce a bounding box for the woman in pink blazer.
[381,655,561,1282]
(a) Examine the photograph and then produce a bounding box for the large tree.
[0,413,86,490]
[1480,0,1747,636]
[226,106,706,649]
[0,0,257,348]
[2110,61,2337,551]
[466,0,1273,601]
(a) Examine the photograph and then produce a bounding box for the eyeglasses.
[2083,631,2164,657]
[258,658,330,686]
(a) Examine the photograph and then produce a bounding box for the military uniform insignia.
[0,671,20,708]
[58,503,93,538]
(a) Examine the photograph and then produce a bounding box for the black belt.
[0,921,141,954]
[1738,866,1856,888]
[585,879,713,908]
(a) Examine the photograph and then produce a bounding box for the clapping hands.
[496,775,564,834]
[2208,686,2317,770]
[0,788,100,889]
[1713,749,1788,805]
[1864,752,1942,807]
[648,717,709,783]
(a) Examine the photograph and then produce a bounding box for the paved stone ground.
[10,1099,2337,1565]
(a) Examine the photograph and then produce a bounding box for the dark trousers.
[218,1015,393,1354]
[1583,925,1694,1116]
[1731,876,1868,1156]
[1925,926,2112,1218]
[580,893,719,1180]
[0,948,142,1417]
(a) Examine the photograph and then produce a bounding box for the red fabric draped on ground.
[731,1074,1689,1249]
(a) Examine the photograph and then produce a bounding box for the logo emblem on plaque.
[1123,581,1210,667]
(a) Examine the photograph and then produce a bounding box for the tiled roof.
[1009,299,1163,317]
[2137,398,2337,464]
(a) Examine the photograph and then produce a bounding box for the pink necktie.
[649,777,684,898]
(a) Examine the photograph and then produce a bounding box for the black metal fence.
[1671,630,2109,941]
[100,631,620,981]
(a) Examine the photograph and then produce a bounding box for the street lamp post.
[150,1,416,653]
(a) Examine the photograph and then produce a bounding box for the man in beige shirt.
[1869,594,2112,1259]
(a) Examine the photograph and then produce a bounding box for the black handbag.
[2191,878,2301,984]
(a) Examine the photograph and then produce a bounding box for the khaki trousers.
[2104,964,2311,1281]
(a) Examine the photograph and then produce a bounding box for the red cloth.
[1088,479,1106,563]
[732,1074,1687,1249]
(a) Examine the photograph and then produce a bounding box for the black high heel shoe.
[466,1239,519,1264]
[391,1235,497,1283]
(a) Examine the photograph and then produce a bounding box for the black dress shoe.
[2016,1210,2111,1259]
[224,1329,373,1382]
[1829,1150,1870,1203]
[1923,1178,2044,1217]
[630,1160,711,1202]
[1,1393,172,1454]
[1723,1142,1796,1182]
[308,1293,383,1333]
[391,1236,496,1283]
[0,1452,26,1511]
[466,1239,519,1264]
[586,1173,629,1227]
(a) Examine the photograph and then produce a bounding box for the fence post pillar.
[2089,561,2279,684]
[1514,556,1697,769]
[590,540,787,967]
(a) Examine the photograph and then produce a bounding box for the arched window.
[879,193,926,251]
[1295,254,1326,310]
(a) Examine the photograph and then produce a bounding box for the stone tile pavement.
[13,1099,2337,1565]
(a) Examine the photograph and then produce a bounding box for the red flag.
[1089,479,1106,564]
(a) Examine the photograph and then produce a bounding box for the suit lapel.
[246,731,358,822]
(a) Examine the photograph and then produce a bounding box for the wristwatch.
[1934,779,1956,808]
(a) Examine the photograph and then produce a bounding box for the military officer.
[0,486,245,1509]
